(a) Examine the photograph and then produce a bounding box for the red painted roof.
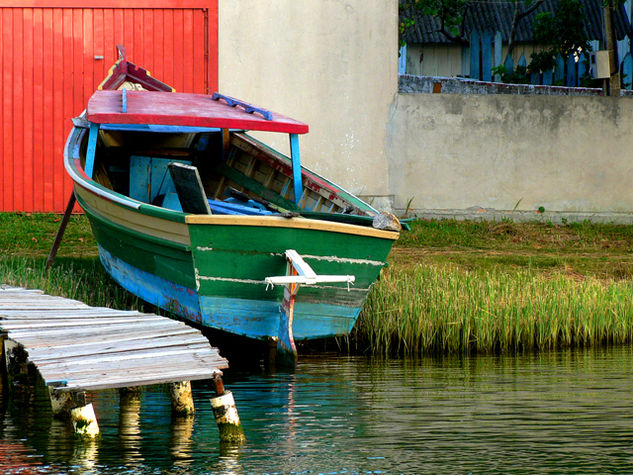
[86,90,309,134]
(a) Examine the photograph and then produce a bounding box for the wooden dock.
[0,285,228,392]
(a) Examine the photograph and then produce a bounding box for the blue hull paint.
[100,246,203,323]
[99,246,360,340]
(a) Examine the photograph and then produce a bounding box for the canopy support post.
[289,134,302,205]
[85,123,99,178]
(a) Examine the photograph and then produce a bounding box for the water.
[2,346,633,473]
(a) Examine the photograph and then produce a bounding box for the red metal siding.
[0,5,217,212]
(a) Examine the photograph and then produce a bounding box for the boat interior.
[86,127,377,224]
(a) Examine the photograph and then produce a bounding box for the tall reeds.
[357,265,633,355]
[0,257,144,310]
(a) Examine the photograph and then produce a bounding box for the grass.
[355,264,633,355]
[351,219,633,355]
[0,256,145,311]
[0,213,145,311]
[3,213,633,356]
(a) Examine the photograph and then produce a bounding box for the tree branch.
[508,0,545,56]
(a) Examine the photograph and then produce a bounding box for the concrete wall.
[217,2,633,220]
[218,0,397,202]
[387,92,633,215]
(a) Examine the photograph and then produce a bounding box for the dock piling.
[169,381,195,416]
[70,403,100,438]
[49,387,86,418]
[210,374,245,443]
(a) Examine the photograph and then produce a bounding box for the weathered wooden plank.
[481,30,493,81]
[8,327,199,348]
[0,289,39,293]
[29,335,212,361]
[3,320,185,338]
[35,341,214,365]
[58,368,224,392]
[59,358,226,380]
[0,308,143,317]
[0,315,169,329]
[39,354,227,381]
[470,30,481,80]
[0,300,89,306]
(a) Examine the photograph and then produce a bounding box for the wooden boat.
[63,47,400,362]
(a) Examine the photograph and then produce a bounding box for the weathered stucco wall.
[387,93,633,214]
[218,0,397,200]
[218,2,633,218]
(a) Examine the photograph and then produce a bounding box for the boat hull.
[75,184,395,341]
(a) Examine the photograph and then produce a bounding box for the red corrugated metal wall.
[0,3,218,212]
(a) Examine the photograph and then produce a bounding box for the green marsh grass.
[0,256,146,311]
[357,264,633,355]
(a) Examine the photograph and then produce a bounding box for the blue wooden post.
[566,54,576,86]
[518,53,527,69]
[481,30,493,81]
[85,123,99,178]
[530,72,540,85]
[503,54,514,74]
[577,53,588,85]
[470,30,481,80]
[554,54,565,84]
[494,31,503,81]
[542,69,553,85]
[289,134,302,205]
[398,44,407,75]
[121,88,127,113]
[622,52,633,89]
[462,46,470,78]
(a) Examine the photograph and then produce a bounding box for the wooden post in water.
[71,403,100,438]
[0,336,6,390]
[169,381,195,416]
[119,387,142,461]
[49,387,85,417]
[210,373,245,443]
[49,388,100,438]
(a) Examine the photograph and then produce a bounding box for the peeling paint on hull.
[100,246,362,340]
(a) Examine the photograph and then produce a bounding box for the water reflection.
[170,413,194,466]
[1,347,633,472]
[119,389,144,466]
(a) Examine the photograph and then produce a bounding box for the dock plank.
[0,287,228,392]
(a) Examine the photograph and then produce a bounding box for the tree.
[400,0,545,52]
[528,0,590,74]
[401,0,470,46]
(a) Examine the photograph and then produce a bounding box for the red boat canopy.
[86,90,309,134]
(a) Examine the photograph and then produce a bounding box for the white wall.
[218,0,398,199]
[387,93,633,214]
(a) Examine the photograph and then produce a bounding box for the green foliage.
[491,64,530,84]
[400,0,470,44]
[528,0,590,73]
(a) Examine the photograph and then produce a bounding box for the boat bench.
[161,192,273,216]
[164,162,274,216]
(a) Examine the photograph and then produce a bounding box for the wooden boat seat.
[161,192,274,216]
[168,162,212,214]
[166,162,274,216]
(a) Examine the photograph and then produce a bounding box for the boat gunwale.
[185,215,399,240]
[65,125,399,241]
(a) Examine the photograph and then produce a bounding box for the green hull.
[77,190,394,340]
